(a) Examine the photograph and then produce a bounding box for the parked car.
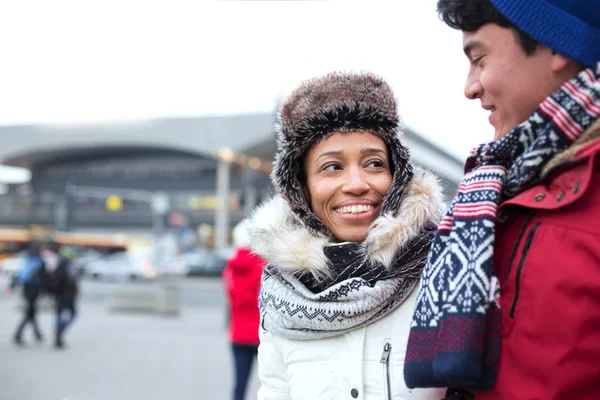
[159,255,188,277]
[151,251,188,277]
[184,250,227,277]
[215,247,235,261]
[85,252,156,281]
[0,252,26,277]
[71,249,103,277]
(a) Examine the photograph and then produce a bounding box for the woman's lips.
[334,204,375,214]
[333,204,379,222]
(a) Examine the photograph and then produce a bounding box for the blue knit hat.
[490,0,600,68]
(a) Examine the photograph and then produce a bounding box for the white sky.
[0,0,494,160]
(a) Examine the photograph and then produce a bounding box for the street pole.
[151,192,170,236]
[214,160,231,250]
[242,168,258,216]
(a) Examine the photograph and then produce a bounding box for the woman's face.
[304,131,392,242]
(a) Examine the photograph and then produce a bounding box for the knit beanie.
[271,71,413,236]
[490,0,600,68]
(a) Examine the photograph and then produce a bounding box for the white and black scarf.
[246,167,444,340]
[404,64,600,390]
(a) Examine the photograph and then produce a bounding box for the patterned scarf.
[260,231,434,340]
[404,64,600,389]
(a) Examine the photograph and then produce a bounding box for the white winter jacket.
[248,168,447,400]
[256,287,445,400]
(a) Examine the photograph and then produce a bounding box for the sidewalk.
[0,298,260,400]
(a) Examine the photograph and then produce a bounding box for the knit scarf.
[247,167,444,340]
[260,231,433,340]
[404,64,600,389]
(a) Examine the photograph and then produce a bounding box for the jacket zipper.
[509,222,540,318]
[504,212,534,280]
[380,341,392,400]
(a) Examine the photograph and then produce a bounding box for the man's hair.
[437,0,539,55]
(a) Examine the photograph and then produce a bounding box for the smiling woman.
[245,71,447,400]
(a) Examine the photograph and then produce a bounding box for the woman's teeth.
[335,204,374,214]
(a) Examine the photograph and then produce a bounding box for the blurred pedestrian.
[247,71,446,399]
[223,219,265,400]
[49,244,79,349]
[9,243,47,346]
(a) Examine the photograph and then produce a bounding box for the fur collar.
[246,167,443,279]
[543,118,600,175]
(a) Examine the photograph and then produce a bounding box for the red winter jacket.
[223,248,265,345]
[477,119,600,400]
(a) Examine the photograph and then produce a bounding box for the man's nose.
[464,70,483,100]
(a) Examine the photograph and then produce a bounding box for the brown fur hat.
[271,71,414,236]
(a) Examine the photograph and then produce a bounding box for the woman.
[223,219,265,400]
[246,72,446,399]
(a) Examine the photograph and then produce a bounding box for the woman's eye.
[323,163,341,171]
[366,160,385,168]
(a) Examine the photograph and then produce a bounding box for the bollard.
[107,279,181,316]
[107,286,158,314]
[156,280,181,316]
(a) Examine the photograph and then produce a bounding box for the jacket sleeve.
[38,261,51,294]
[257,328,291,400]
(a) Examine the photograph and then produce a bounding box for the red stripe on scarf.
[540,97,581,140]
[563,81,600,116]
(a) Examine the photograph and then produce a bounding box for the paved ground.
[0,277,260,400]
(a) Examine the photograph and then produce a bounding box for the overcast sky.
[0,0,494,160]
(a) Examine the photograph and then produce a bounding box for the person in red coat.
[223,219,265,400]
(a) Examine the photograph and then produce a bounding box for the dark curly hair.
[437,0,538,55]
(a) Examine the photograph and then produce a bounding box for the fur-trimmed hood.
[272,71,414,236]
[246,167,444,278]
[543,117,600,175]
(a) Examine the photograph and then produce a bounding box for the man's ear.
[551,51,581,73]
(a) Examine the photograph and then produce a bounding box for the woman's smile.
[333,203,380,225]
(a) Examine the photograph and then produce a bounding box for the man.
[49,243,79,349]
[404,1,600,399]
[10,243,47,345]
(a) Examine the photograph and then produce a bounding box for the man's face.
[462,24,563,140]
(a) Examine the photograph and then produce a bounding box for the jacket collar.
[542,118,600,176]
[500,117,600,213]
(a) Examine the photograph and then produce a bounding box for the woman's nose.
[342,169,370,195]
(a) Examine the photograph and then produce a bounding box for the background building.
[0,113,463,248]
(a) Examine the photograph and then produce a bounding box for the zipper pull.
[380,342,391,363]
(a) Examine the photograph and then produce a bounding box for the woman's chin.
[326,209,380,242]
[331,225,371,243]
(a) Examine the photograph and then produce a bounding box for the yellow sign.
[106,195,123,212]
[188,196,219,210]
[187,196,241,211]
